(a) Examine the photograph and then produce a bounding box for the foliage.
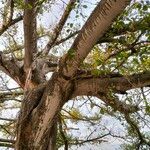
[0,0,149,149]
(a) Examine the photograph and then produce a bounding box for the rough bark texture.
[15,72,74,149]
[15,0,134,149]
[59,0,131,78]
[3,0,150,149]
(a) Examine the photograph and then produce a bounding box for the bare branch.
[0,52,25,88]
[0,16,23,36]
[71,133,109,145]
[125,114,150,146]
[43,0,76,55]
[0,143,14,148]
[0,138,15,148]
[0,138,15,144]
[0,117,16,122]
[54,31,79,46]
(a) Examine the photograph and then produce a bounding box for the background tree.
[0,0,150,149]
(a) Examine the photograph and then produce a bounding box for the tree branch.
[72,71,150,98]
[59,0,131,78]
[97,93,138,114]
[0,138,15,144]
[0,16,23,36]
[71,71,150,114]
[71,133,109,145]
[43,0,76,55]
[54,31,79,46]
[23,0,37,72]
[0,138,15,148]
[125,114,150,146]
[0,117,16,122]
[0,143,14,148]
[58,116,68,150]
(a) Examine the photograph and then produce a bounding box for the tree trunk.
[15,73,72,150]
[14,1,132,149]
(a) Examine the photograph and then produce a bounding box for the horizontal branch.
[67,71,149,114]
[0,117,16,122]
[0,138,15,148]
[0,138,15,144]
[72,71,150,98]
[0,90,23,99]
[71,133,109,145]
[0,143,14,148]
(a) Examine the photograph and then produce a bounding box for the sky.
[0,0,149,150]
[0,0,125,149]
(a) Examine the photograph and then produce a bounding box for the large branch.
[70,71,149,114]
[71,71,150,114]
[72,71,150,98]
[23,0,37,71]
[59,0,131,78]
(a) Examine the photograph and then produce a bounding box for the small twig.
[0,16,23,36]
[0,138,15,144]
[54,31,79,46]
[0,117,16,122]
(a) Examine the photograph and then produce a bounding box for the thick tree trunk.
[15,73,72,150]
[16,119,57,150]
[14,1,132,149]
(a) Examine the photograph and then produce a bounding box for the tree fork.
[15,72,75,149]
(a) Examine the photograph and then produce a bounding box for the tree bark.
[15,73,73,150]
[15,0,133,149]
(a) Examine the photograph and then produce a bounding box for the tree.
[0,0,150,149]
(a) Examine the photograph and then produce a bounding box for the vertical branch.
[24,0,37,72]
[43,0,76,55]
